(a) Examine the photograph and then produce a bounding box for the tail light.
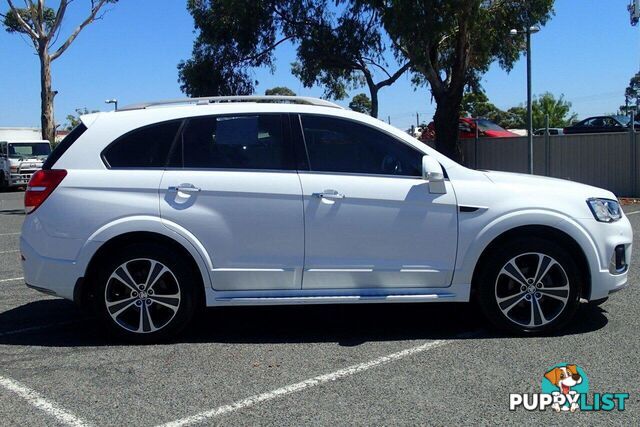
[24,169,67,214]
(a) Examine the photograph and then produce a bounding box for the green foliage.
[291,4,409,107]
[349,93,372,114]
[64,107,98,131]
[462,90,575,130]
[369,0,554,92]
[265,86,296,96]
[179,0,409,116]
[531,92,576,128]
[178,0,316,96]
[622,72,640,115]
[360,0,554,159]
[461,91,496,118]
[3,6,56,35]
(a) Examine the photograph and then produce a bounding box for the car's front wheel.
[476,237,582,334]
[93,244,198,342]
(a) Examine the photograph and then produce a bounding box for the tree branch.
[36,0,45,36]
[375,61,412,90]
[362,57,391,79]
[50,0,109,60]
[240,35,293,63]
[47,0,68,42]
[6,0,39,40]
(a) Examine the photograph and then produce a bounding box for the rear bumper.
[20,237,80,301]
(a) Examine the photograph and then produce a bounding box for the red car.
[421,117,518,140]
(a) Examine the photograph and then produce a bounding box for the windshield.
[615,115,631,125]
[476,118,507,132]
[8,143,51,159]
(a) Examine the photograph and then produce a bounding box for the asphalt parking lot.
[0,190,638,426]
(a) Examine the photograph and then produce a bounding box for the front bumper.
[9,171,36,186]
[586,215,633,300]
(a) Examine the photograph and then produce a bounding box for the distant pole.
[105,99,118,111]
[474,118,479,169]
[526,28,533,175]
[388,116,391,125]
[631,111,637,197]
[510,25,539,175]
[544,114,550,176]
[416,112,420,127]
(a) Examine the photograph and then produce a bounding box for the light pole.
[105,99,118,111]
[510,25,539,174]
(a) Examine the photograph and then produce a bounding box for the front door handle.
[312,190,345,199]
[168,184,201,193]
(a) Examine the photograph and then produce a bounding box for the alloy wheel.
[104,258,181,334]
[495,252,570,328]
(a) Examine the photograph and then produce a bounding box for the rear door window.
[102,121,181,168]
[171,114,293,170]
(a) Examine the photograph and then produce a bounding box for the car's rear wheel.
[476,237,582,334]
[93,244,198,342]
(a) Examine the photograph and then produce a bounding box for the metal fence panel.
[456,132,637,197]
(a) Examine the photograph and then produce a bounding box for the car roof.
[76,96,461,171]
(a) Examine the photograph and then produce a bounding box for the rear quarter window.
[102,120,182,168]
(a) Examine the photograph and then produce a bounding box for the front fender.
[453,209,601,287]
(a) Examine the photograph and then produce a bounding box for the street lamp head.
[509,28,518,36]
[105,99,117,104]
[529,25,540,34]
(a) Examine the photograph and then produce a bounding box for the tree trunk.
[39,46,56,143]
[369,87,379,118]
[433,90,464,162]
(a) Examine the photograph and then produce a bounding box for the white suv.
[20,96,632,342]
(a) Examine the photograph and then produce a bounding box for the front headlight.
[587,198,622,222]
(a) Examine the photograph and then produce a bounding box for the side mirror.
[422,155,446,194]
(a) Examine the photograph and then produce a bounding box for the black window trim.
[294,113,430,179]
[101,118,185,170]
[43,123,87,170]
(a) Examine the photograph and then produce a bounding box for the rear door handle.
[312,190,345,199]
[168,184,201,193]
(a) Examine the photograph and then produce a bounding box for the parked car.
[0,139,51,189]
[563,115,639,134]
[533,128,564,136]
[421,117,518,141]
[21,96,632,342]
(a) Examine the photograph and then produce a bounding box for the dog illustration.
[544,364,583,412]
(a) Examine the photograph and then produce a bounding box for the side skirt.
[205,283,472,306]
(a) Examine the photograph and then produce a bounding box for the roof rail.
[119,95,343,111]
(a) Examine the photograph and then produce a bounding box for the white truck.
[0,139,52,190]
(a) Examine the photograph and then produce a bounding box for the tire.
[0,173,6,191]
[92,243,198,343]
[589,297,608,306]
[475,237,582,335]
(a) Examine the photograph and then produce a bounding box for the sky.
[1,0,639,131]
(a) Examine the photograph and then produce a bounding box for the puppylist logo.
[509,363,629,412]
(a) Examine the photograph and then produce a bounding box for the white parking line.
[0,277,23,283]
[625,210,640,216]
[0,250,19,254]
[0,232,20,236]
[159,339,453,427]
[0,375,90,427]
